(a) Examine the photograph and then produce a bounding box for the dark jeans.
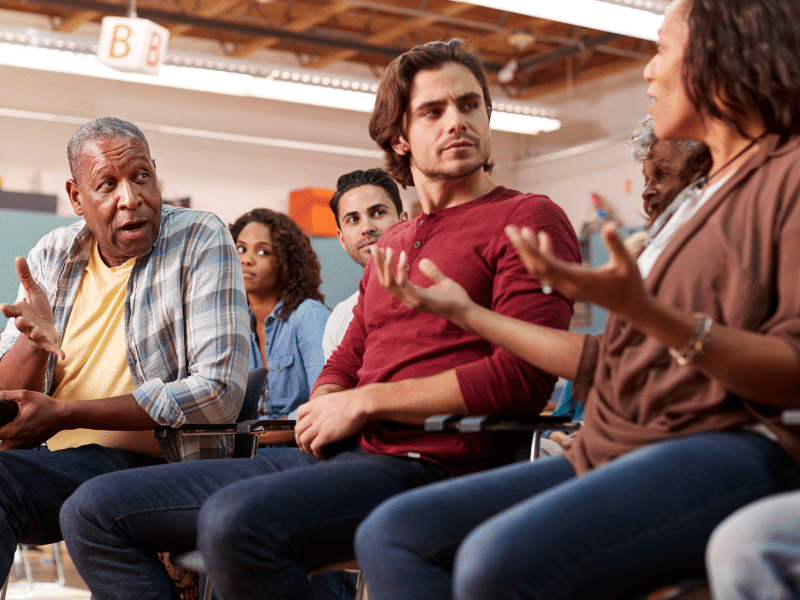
[355,430,800,600]
[60,445,448,600]
[0,444,164,578]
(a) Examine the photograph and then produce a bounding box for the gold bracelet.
[669,313,712,366]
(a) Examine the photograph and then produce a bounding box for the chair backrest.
[232,367,267,458]
[239,367,266,422]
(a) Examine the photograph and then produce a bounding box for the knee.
[60,479,108,542]
[355,494,427,570]
[706,501,782,585]
[453,536,500,600]
[453,523,527,600]
[197,488,241,562]
[197,484,269,569]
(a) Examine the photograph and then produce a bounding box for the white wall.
[514,139,649,233]
[0,64,384,223]
[512,68,654,232]
[0,61,525,226]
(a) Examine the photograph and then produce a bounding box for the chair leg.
[21,545,33,587]
[52,542,66,586]
[355,570,370,600]
[531,431,542,461]
[198,573,214,600]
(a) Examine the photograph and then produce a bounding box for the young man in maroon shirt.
[60,39,581,600]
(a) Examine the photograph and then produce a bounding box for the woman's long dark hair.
[682,0,800,137]
[230,209,325,321]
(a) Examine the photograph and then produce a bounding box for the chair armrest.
[154,419,297,439]
[424,414,580,434]
[424,414,464,432]
[154,419,297,462]
[782,410,800,426]
[423,414,581,462]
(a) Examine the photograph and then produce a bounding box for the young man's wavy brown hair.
[369,39,494,188]
[229,208,325,321]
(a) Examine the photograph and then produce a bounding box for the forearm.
[635,298,800,406]
[310,383,345,400]
[459,302,586,381]
[0,335,49,391]
[360,370,468,425]
[57,394,160,430]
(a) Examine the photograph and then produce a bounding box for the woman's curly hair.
[229,208,325,321]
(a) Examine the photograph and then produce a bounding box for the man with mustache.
[322,168,408,359]
[59,40,580,600]
[0,117,248,582]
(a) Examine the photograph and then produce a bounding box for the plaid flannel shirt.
[0,205,249,461]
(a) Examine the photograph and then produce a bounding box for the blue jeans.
[60,444,448,600]
[706,489,800,600]
[0,444,164,579]
[355,430,800,600]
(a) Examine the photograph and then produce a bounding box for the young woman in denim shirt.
[230,208,329,446]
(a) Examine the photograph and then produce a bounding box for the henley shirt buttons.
[414,242,421,248]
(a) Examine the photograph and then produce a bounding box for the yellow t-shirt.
[48,241,162,457]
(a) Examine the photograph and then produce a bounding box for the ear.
[337,229,347,253]
[65,179,84,217]
[391,132,410,157]
[399,211,409,221]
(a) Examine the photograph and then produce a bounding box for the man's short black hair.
[329,168,404,227]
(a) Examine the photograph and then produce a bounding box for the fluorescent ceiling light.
[0,26,560,136]
[458,0,664,41]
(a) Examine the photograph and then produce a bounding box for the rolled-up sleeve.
[130,210,249,427]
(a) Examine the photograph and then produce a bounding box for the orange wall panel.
[289,188,337,237]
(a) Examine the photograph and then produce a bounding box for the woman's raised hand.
[371,246,475,329]
[506,221,653,324]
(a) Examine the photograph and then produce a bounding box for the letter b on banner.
[97,17,170,75]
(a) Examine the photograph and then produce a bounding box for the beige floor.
[4,543,90,600]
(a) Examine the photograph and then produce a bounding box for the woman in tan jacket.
[357,0,800,598]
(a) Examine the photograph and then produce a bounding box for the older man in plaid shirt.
[0,117,249,580]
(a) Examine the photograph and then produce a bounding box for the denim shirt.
[248,298,329,419]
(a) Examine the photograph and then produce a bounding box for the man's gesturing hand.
[0,257,65,360]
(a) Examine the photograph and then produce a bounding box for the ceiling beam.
[517,31,621,72]
[54,9,100,31]
[229,0,355,58]
[169,0,247,37]
[305,2,474,68]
